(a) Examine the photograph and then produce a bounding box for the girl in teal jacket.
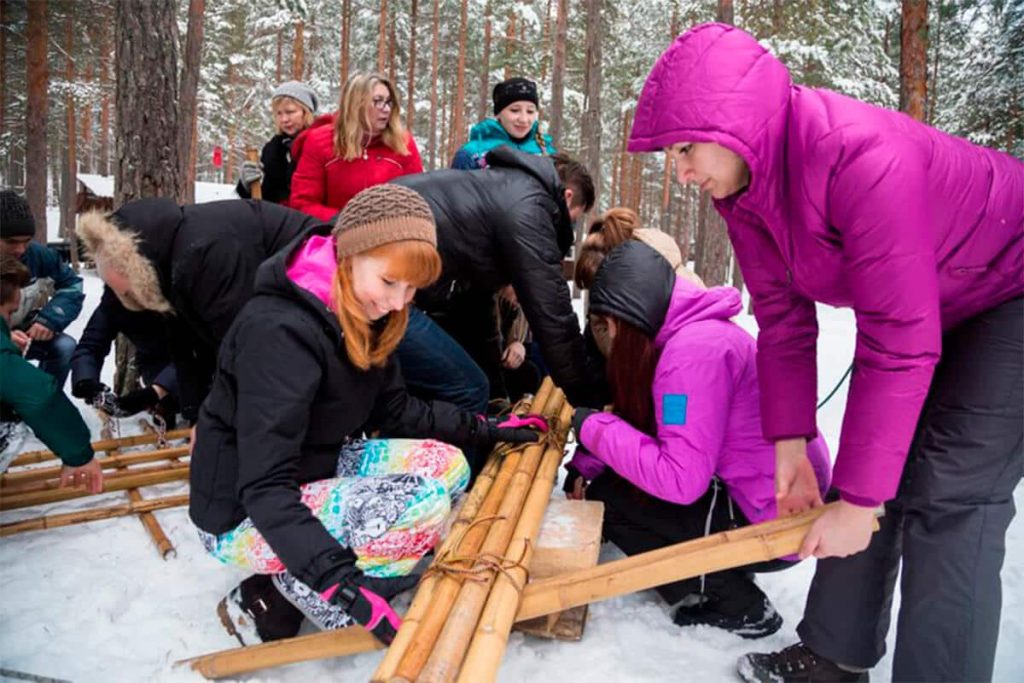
[451,77,555,170]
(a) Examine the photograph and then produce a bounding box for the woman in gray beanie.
[236,80,320,204]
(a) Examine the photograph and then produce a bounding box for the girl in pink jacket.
[628,22,1023,683]
[570,241,830,638]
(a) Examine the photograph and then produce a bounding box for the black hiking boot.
[216,574,304,646]
[737,642,870,683]
[673,593,783,639]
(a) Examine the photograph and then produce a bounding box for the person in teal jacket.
[0,256,101,492]
[0,190,85,388]
[451,77,556,170]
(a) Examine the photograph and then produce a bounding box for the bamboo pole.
[415,390,567,683]
[178,503,869,680]
[514,503,872,622]
[9,428,191,466]
[457,400,573,682]
[1,445,190,487]
[0,494,189,537]
[383,383,561,683]
[109,419,179,559]
[0,462,189,510]
[1,454,190,495]
[183,625,382,679]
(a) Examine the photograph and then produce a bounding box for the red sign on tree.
[212,146,223,168]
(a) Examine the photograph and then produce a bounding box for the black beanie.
[589,241,677,338]
[0,190,36,239]
[493,77,539,115]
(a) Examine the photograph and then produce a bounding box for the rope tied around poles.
[424,514,533,593]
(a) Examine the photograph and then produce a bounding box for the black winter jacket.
[189,227,477,591]
[393,147,598,406]
[70,286,176,392]
[235,133,296,204]
[111,198,321,419]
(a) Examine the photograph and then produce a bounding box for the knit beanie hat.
[493,77,539,115]
[272,80,319,114]
[333,184,436,259]
[0,190,36,239]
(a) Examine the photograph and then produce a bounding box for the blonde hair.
[334,73,409,161]
[271,95,315,135]
[332,240,441,370]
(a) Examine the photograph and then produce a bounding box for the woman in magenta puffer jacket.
[628,22,1023,683]
[570,241,830,638]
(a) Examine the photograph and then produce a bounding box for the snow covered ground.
[1,273,1021,682]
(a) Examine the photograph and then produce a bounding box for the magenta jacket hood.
[628,23,1023,506]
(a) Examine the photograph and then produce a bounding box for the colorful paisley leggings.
[199,438,469,629]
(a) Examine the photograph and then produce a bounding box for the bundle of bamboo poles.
[372,377,573,683]
[179,500,860,679]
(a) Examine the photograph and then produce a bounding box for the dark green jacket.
[1,318,93,466]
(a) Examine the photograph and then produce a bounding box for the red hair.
[604,317,659,434]
[333,240,442,370]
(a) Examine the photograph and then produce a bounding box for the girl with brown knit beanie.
[289,73,423,220]
[189,184,545,648]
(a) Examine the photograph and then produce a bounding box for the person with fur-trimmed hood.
[76,199,321,421]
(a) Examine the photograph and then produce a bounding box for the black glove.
[72,379,108,402]
[115,386,161,416]
[320,564,419,645]
[562,462,584,496]
[571,407,600,438]
[467,413,547,452]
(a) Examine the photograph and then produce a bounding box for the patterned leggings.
[199,438,469,629]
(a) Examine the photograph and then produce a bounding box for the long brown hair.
[332,240,441,370]
[604,316,659,434]
[334,73,410,161]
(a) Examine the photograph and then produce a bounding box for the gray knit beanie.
[0,190,36,239]
[271,80,318,114]
[333,184,436,259]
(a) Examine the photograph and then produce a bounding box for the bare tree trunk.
[275,29,283,84]
[548,0,568,146]
[450,0,469,158]
[114,0,182,206]
[899,0,928,121]
[62,4,77,259]
[504,11,516,80]
[717,0,734,25]
[79,54,94,174]
[388,16,397,85]
[292,20,305,81]
[616,109,633,206]
[26,0,48,242]
[340,0,351,85]
[927,1,941,125]
[428,0,440,169]
[225,66,237,186]
[478,0,492,120]
[99,5,112,176]
[178,0,205,205]
[579,0,602,204]
[540,0,553,82]
[406,0,419,134]
[377,0,389,73]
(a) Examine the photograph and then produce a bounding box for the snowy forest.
[0,0,1022,287]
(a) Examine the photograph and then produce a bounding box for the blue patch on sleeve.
[663,394,688,425]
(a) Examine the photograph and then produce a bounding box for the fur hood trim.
[77,211,174,314]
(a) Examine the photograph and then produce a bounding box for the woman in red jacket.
[289,73,423,221]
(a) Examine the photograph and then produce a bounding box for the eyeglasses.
[371,97,394,111]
